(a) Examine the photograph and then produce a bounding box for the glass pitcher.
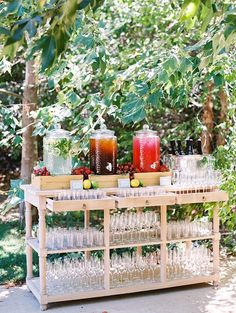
[89,125,117,175]
[43,126,73,175]
[133,124,160,172]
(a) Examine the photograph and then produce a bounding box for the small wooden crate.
[31,174,83,190]
[134,172,171,186]
[89,174,130,188]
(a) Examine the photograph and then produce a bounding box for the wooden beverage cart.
[21,176,228,311]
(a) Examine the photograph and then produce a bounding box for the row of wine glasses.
[46,256,104,295]
[117,187,167,198]
[110,211,160,245]
[167,244,212,280]
[172,169,221,192]
[41,227,104,250]
[164,154,222,191]
[110,251,160,288]
[167,220,212,240]
[54,190,106,201]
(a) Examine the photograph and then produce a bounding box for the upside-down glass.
[110,211,160,245]
[166,220,212,240]
[166,244,212,280]
[44,227,104,250]
[46,256,104,295]
[110,251,161,288]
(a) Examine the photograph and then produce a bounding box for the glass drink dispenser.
[43,127,72,175]
[133,125,160,172]
[89,125,117,175]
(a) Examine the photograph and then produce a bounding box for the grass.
[0,220,38,285]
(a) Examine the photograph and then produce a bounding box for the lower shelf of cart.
[27,274,217,304]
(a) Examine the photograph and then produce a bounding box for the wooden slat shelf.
[110,240,162,249]
[27,238,105,255]
[28,236,216,255]
[22,183,228,311]
[166,235,214,244]
[27,274,217,305]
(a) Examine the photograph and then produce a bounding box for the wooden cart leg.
[40,304,48,311]
[38,197,48,308]
[25,202,33,280]
[160,205,167,282]
[212,204,220,288]
[104,208,110,290]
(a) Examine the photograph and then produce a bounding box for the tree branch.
[0,88,23,99]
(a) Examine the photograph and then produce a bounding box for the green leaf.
[78,0,91,10]
[90,0,105,12]
[41,35,56,71]
[5,23,26,45]
[0,196,22,215]
[3,40,22,58]
[75,34,94,49]
[135,81,149,96]
[13,135,22,146]
[6,0,22,14]
[147,90,163,107]
[123,106,146,124]
[214,73,224,87]
[122,96,146,124]
[179,58,193,73]
[54,27,69,55]
[163,56,178,72]
[0,27,10,36]
[158,70,169,83]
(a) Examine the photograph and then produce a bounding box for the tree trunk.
[21,60,38,183]
[216,88,228,146]
[201,83,214,154]
[19,61,38,224]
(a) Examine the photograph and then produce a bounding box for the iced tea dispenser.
[89,125,117,175]
[133,124,160,172]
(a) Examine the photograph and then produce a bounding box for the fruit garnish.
[83,179,92,189]
[159,164,169,172]
[33,166,50,176]
[130,179,140,188]
[72,167,93,179]
[91,181,99,189]
[117,163,141,179]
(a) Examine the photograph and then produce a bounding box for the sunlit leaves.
[1,0,103,69]
[122,95,146,124]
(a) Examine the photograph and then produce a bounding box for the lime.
[91,181,99,189]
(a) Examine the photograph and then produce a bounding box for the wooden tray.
[134,172,171,186]
[31,174,83,190]
[89,174,129,188]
